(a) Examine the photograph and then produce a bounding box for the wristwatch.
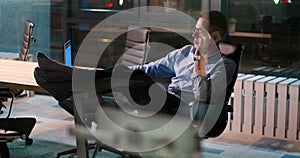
[193,55,201,61]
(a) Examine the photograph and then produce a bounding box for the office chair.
[202,42,244,138]
[0,19,36,158]
[19,20,36,61]
[120,27,151,66]
[56,27,151,158]
[128,41,244,139]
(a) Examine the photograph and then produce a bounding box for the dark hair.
[200,10,227,37]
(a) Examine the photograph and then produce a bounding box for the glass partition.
[227,0,300,72]
[2,0,298,73]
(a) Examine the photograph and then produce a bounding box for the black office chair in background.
[19,20,36,61]
[0,19,36,158]
[120,27,151,66]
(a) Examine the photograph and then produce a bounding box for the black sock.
[37,52,73,80]
[34,67,72,102]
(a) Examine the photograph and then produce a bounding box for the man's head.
[193,10,227,49]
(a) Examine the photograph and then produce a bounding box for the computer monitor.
[64,40,72,66]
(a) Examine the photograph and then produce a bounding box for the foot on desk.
[37,52,73,80]
[34,67,72,102]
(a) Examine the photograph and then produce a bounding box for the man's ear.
[211,31,222,42]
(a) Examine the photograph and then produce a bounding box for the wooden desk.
[229,32,271,39]
[0,58,90,157]
[0,59,46,93]
[228,32,271,56]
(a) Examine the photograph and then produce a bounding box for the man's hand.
[195,28,219,61]
[194,52,206,77]
[193,27,220,77]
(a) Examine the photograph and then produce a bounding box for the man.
[35,10,235,119]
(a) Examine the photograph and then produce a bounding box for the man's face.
[192,17,211,49]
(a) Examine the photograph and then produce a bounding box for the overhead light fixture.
[274,0,280,4]
[119,0,124,6]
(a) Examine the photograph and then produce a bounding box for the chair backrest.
[203,42,244,138]
[120,27,151,66]
[219,42,244,106]
[19,20,35,61]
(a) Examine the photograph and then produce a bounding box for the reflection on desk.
[0,59,45,93]
[229,31,271,39]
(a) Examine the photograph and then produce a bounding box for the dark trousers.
[98,65,182,114]
[60,64,181,116]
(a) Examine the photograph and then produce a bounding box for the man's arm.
[128,48,185,78]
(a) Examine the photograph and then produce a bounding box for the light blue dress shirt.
[129,44,235,104]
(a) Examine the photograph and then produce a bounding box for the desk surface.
[229,31,271,39]
[0,59,46,93]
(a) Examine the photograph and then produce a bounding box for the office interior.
[1,0,300,158]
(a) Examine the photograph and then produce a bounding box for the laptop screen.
[64,40,72,66]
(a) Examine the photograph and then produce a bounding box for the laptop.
[63,40,102,70]
[64,40,72,66]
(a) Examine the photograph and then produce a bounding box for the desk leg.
[74,99,89,158]
[0,142,10,158]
